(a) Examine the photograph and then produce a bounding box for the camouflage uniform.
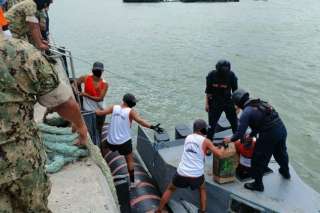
[6,0,49,43]
[0,33,71,212]
[5,0,24,10]
[5,0,38,40]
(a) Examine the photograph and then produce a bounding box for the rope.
[48,46,162,96]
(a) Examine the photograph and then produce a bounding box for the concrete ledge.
[48,158,119,213]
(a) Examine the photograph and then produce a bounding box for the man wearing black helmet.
[224,89,290,192]
[205,60,238,140]
[96,93,163,187]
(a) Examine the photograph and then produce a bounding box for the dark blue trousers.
[207,101,238,140]
[251,121,289,183]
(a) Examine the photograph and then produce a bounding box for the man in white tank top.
[156,119,226,213]
[96,93,163,186]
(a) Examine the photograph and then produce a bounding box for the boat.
[34,46,320,213]
[180,0,239,2]
[136,118,320,212]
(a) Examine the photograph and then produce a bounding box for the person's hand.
[38,42,49,51]
[96,109,104,116]
[236,106,241,115]
[205,103,209,112]
[42,39,49,45]
[79,92,86,97]
[71,82,78,91]
[223,137,231,144]
[150,123,164,134]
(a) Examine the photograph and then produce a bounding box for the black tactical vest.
[244,99,281,131]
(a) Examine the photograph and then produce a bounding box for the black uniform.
[206,70,238,140]
[230,99,289,185]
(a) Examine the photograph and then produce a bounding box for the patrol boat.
[136,118,320,212]
[39,45,320,213]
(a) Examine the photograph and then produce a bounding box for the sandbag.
[38,123,73,135]
[38,123,89,173]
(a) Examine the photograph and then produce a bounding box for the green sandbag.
[46,155,65,173]
[44,141,88,157]
[46,155,78,173]
[38,123,73,135]
[39,119,89,174]
[41,133,78,144]
[44,116,69,127]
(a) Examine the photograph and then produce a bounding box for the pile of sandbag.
[38,122,88,173]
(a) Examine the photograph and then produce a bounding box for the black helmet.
[232,89,249,108]
[34,0,51,10]
[193,119,208,135]
[123,93,137,108]
[216,60,231,71]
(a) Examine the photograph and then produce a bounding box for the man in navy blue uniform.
[224,89,290,192]
[205,60,238,140]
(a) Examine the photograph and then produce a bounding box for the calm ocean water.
[51,0,320,192]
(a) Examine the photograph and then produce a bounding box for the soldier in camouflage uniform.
[5,0,51,50]
[5,0,19,9]
[0,8,88,212]
[5,0,50,41]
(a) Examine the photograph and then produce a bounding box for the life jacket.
[235,140,255,168]
[0,8,8,29]
[84,75,106,97]
[244,99,280,131]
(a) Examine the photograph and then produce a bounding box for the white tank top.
[177,134,206,177]
[107,105,132,145]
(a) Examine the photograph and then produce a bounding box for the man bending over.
[156,119,226,213]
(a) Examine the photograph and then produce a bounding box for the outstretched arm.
[96,105,113,116]
[130,110,151,128]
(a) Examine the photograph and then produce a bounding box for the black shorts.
[105,139,133,156]
[172,172,205,190]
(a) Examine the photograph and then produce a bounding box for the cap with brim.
[92,61,104,71]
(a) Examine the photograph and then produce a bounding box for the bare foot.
[73,135,87,147]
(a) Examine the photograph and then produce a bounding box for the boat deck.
[159,144,320,212]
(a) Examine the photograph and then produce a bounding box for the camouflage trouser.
[0,167,52,213]
[0,134,52,213]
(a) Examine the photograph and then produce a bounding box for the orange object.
[0,8,8,27]
[84,75,106,97]
[235,140,256,159]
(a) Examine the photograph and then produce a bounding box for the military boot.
[279,168,291,179]
[244,181,264,192]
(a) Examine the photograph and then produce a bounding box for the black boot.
[244,181,264,192]
[279,168,291,179]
